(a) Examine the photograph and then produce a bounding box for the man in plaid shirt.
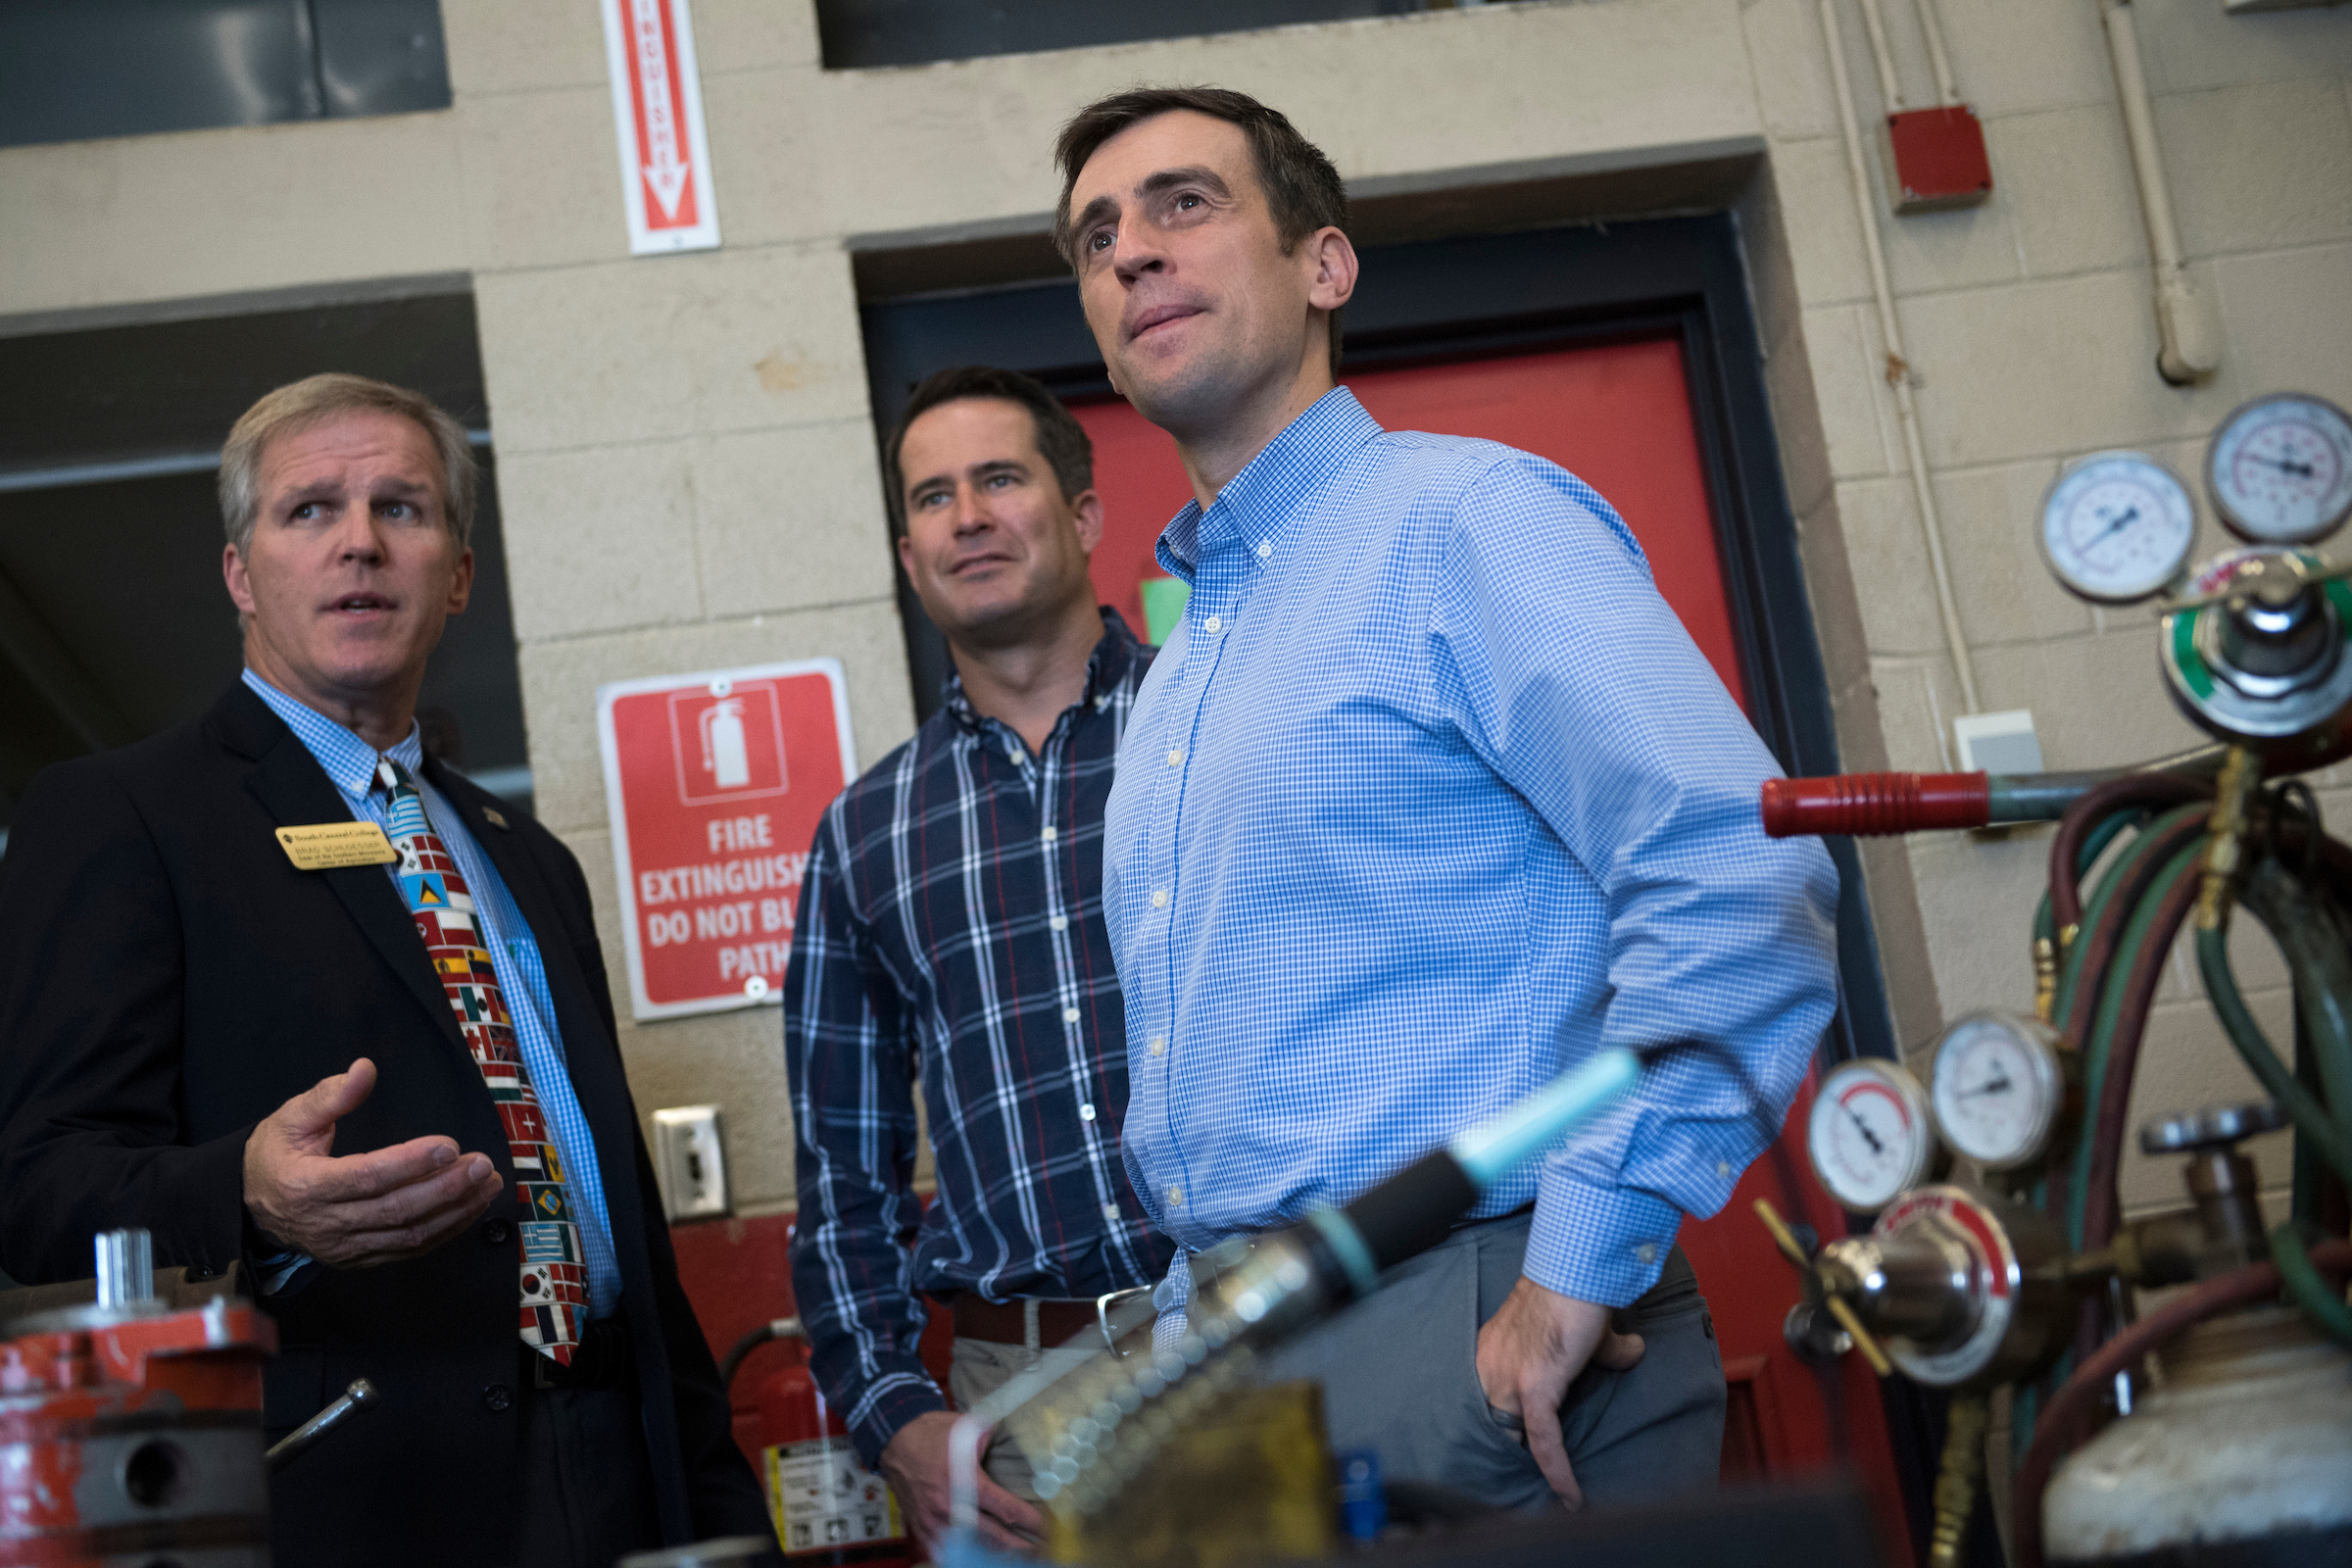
[783,366,1174,1555]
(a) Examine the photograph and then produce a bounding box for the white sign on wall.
[600,0,721,255]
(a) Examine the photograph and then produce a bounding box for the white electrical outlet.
[652,1105,731,1221]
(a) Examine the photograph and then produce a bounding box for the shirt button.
[1167,1186,1184,1205]
[1152,890,1168,908]
[1050,914,1068,932]
[1635,1243,1658,1265]
[1042,826,1057,843]
[1102,1201,1120,1220]
[482,1384,514,1413]
[1717,1162,1732,1179]
[1079,1103,1097,1121]
[1202,615,1222,633]
[482,1217,512,1246]
[1165,749,1183,767]
[1257,541,1272,560]
[1149,1036,1166,1056]
[1063,1006,1081,1024]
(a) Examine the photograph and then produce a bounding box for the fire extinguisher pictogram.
[723,1317,916,1566]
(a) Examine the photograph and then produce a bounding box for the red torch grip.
[1760,771,1990,837]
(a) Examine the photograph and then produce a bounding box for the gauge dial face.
[2039,453,2197,604]
[1930,1012,2067,1171]
[1808,1058,1939,1213]
[2208,394,2352,547]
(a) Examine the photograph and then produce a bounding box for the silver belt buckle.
[1094,1286,1152,1355]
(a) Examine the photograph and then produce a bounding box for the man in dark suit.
[0,373,773,1568]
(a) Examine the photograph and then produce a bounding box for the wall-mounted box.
[652,1105,732,1222]
[1883,106,1993,215]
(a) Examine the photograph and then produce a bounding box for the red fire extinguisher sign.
[597,660,856,1020]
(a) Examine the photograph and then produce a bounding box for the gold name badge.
[275,821,398,870]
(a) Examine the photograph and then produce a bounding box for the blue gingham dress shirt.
[243,670,622,1315]
[1104,389,1839,1312]
[784,613,1176,1469]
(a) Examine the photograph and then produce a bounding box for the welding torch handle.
[266,1378,378,1473]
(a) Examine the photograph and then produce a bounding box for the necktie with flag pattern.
[376,757,587,1366]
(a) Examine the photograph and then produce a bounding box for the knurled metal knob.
[2138,1102,2287,1155]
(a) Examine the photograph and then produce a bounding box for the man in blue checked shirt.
[1053,88,1841,1511]
[784,367,1175,1555]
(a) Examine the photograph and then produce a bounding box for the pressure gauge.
[2207,394,2352,547]
[2039,453,2198,604]
[1808,1057,1941,1213]
[1930,1012,2070,1171]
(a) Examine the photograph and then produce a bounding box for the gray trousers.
[1251,1212,1725,1513]
[949,1333,1101,1502]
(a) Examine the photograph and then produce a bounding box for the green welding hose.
[2272,1221,2352,1348]
[2068,840,2207,1250]
[2052,806,2211,1037]
[2195,926,2352,1184]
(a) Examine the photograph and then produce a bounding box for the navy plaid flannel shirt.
[784,612,1175,1468]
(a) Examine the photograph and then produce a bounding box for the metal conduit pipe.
[1819,0,1984,718]
[2098,0,2224,385]
[1911,0,1960,107]
[1856,0,1906,110]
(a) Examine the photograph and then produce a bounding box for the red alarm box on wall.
[1881,104,1992,214]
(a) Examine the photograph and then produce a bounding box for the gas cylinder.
[753,1342,914,1566]
[2042,1306,2352,1567]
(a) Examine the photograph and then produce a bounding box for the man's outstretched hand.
[880,1409,1045,1556]
[242,1058,505,1267]
[1474,1276,1646,1508]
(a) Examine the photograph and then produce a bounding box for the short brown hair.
[1053,85,1349,375]
[883,366,1094,537]
[219,373,477,555]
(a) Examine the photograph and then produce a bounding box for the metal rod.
[265,1379,379,1473]
[1446,1047,1641,1189]
[1855,0,1907,111]
[1911,0,1961,105]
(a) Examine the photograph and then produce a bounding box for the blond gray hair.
[219,373,477,555]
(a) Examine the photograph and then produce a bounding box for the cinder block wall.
[2,0,2346,1223]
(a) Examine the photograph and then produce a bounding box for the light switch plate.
[652,1105,731,1221]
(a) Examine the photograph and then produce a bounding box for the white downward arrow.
[631,0,690,220]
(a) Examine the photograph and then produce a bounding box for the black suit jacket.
[0,681,768,1565]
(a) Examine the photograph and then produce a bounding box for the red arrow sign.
[602,0,720,254]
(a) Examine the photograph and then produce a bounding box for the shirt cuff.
[849,1370,949,1473]
[1522,1172,1684,1308]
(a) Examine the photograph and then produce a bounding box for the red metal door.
[1068,339,1908,1540]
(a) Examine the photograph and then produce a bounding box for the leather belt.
[951,1294,1101,1350]
[530,1313,634,1391]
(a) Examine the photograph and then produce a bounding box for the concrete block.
[441,0,609,96]
[1931,459,2098,649]
[1836,475,1949,657]
[1744,0,1842,143]
[0,116,466,318]
[457,86,629,274]
[1901,821,2051,1021]
[697,65,833,251]
[1801,303,1901,479]
[1927,0,2115,118]
[2155,78,2352,259]
[1854,832,1948,1050]
[495,440,705,642]
[472,242,869,455]
[1773,137,1873,307]
[1898,267,2247,469]
[1764,308,1838,518]
[2132,0,2352,96]
[1868,653,1963,772]
[1970,630,2204,773]
[1991,106,2145,281]
[2213,242,2352,414]
[693,419,899,620]
[617,997,802,1211]
[694,0,824,74]
[516,599,915,834]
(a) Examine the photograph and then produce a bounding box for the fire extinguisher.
[721,1317,916,1567]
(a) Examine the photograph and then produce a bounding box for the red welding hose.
[2011,1239,2352,1568]
[2059,809,2209,1054]
[1760,772,1989,837]
[2048,773,2214,934]
[2085,876,2203,1252]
